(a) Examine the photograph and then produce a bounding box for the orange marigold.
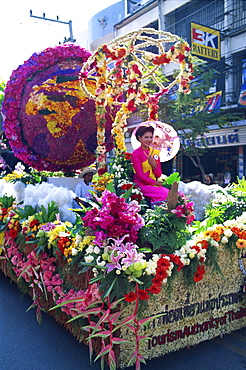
[236,239,246,249]
[210,231,221,242]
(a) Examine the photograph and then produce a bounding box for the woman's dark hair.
[135,125,154,142]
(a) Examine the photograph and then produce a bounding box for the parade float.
[1,28,246,369]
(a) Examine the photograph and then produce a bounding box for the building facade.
[87,0,246,182]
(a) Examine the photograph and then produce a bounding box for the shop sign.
[180,129,239,148]
[190,22,220,61]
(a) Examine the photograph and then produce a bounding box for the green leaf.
[49,296,87,310]
[112,337,131,344]
[94,344,111,362]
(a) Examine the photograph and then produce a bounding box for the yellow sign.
[191,22,220,61]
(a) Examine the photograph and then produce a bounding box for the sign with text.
[191,22,220,61]
[120,249,246,367]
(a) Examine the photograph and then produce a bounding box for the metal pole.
[30,12,75,43]
[68,20,74,42]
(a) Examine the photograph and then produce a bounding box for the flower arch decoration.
[2,44,115,172]
[79,28,194,173]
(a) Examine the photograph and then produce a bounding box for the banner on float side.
[119,248,246,368]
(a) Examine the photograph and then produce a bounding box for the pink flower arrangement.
[82,190,144,242]
[171,192,195,224]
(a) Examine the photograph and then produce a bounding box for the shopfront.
[177,121,246,183]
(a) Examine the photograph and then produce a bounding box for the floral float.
[1,172,246,369]
[1,28,246,370]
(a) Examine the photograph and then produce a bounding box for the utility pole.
[30,10,75,43]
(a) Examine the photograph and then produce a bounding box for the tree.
[156,62,240,182]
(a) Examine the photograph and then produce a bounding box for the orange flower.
[210,231,221,242]
[216,226,225,235]
[239,230,246,239]
[231,227,241,237]
[236,239,246,249]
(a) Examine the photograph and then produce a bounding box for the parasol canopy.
[131,120,180,162]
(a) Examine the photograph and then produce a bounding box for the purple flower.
[40,223,56,232]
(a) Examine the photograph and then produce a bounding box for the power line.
[29,10,76,43]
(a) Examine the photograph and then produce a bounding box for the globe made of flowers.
[2,45,114,172]
[131,121,180,162]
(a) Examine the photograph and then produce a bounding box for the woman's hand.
[155,180,163,187]
[148,155,157,170]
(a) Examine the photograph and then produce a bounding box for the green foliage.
[35,202,59,224]
[15,204,37,221]
[139,206,191,253]
[205,243,222,275]
[0,194,15,208]
[162,172,180,189]
[109,153,134,196]
[204,183,246,228]
[99,270,132,301]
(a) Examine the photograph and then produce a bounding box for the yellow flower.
[0,231,4,247]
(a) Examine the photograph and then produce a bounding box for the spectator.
[204,173,214,185]
[222,163,237,187]
[73,166,96,208]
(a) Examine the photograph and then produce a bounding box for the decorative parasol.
[131,120,180,162]
[2,44,114,172]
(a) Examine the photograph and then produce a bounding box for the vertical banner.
[238,59,246,107]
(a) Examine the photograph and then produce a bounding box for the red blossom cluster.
[193,264,205,282]
[153,53,171,65]
[124,289,150,303]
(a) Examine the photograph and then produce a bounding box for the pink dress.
[131,146,169,201]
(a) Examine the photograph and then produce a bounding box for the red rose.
[194,273,204,282]
[155,268,168,280]
[98,167,107,176]
[193,264,205,282]
[121,183,133,191]
[177,54,185,62]
[117,48,126,58]
[157,257,171,269]
[124,152,132,160]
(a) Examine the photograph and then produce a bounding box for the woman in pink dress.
[131,125,169,202]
